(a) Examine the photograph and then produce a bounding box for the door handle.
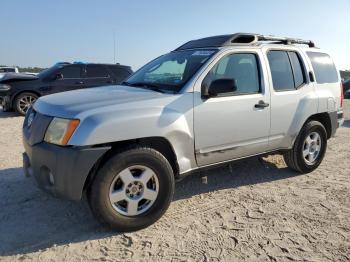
[255,100,269,109]
[75,81,84,85]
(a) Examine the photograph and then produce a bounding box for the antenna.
[113,31,116,64]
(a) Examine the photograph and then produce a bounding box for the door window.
[86,65,109,78]
[58,66,82,79]
[267,51,294,91]
[204,53,261,95]
[267,50,306,91]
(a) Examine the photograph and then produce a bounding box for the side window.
[288,51,305,88]
[204,53,260,95]
[86,65,109,78]
[307,52,338,84]
[267,51,295,91]
[114,68,131,80]
[57,66,82,79]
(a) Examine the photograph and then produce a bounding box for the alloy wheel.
[303,131,322,165]
[109,165,159,216]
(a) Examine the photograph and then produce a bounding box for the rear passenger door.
[83,65,113,88]
[265,48,318,150]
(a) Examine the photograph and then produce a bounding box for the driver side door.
[194,51,271,166]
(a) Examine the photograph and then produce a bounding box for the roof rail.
[174,33,315,51]
[256,34,315,48]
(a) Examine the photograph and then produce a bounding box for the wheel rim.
[303,131,322,165]
[18,95,36,114]
[109,165,159,216]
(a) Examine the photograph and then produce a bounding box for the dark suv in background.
[0,62,132,115]
[343,78,350,99]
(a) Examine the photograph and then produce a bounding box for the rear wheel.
[88,146,175,232]
[283,120,327,173]
[15,92,38,115]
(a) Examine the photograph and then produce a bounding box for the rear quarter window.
[307,52,338,84]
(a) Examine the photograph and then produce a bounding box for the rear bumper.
[23,139,110,200]
[330,111,344,137]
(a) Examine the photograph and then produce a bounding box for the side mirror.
[202,78,237,98]
[53,73,63,80]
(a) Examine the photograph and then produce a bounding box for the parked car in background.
[23,33,344,231]
[0,66,19,73]
[0,67,19,80]
[343,78,350,99]
[0,62,132,115]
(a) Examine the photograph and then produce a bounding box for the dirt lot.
[0,101,349,261]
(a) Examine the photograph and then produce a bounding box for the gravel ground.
[0,101,349,261]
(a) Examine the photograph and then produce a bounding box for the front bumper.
[23,139,110,200]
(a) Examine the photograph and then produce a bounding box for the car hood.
[34,85,176,119]
[0,73,39,83]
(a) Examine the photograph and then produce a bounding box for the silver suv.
[22,33,344,231]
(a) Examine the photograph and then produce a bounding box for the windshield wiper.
[122,81,165,93]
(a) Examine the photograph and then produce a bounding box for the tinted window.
[113,67,131,79]
[86,65,109,78]
[267,51,294,91]
[307,52,338,84]
[58,66,81,78]
[289,52,305,87]
[204,53,260,95]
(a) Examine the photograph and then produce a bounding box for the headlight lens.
[44,118,80,145]
[0,84,11,91]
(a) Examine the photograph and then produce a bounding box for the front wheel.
[88,146,175,232]
[15,92,38,115]
[283,120,327,173]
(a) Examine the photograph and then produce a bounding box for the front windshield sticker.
[191,50,215,56]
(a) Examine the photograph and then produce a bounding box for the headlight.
[44,117,80,145]
[0,84,11,91]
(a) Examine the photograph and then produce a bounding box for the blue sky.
[1,0,349,70]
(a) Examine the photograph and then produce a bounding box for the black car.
[0,62,132,115]
[343,78,350,99]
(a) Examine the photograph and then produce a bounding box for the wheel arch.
[83,136,179,193]
[12,90,41,108]
[306,112,332,139]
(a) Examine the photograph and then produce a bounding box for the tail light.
[340,82,344,108]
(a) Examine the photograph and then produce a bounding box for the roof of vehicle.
[54,62,131,68]
[175,33,316,51]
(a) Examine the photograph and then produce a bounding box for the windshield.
[124,49,217,93]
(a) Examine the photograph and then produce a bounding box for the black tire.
[1,104,12,112]
[88,146,175,232]
[15,92,38,115]
[283,120,327,174]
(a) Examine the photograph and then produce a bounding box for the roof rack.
[174,33,315,51]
